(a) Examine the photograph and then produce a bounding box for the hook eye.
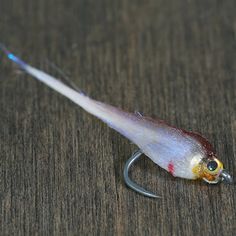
[220,170,233,184]
[123,149,161,198]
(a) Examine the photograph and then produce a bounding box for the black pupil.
[207,161,218,171]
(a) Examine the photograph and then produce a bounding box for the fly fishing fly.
[0,44,233,198]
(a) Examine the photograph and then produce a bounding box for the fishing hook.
[124,150,233,198]
[124,149,161,198]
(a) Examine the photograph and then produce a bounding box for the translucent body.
[14,65,210,180]
[1,46,233,187]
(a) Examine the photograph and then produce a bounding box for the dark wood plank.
[0,0,235,235]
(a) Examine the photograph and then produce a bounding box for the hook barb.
[123,149,161,198]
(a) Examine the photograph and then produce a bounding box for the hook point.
[123,149,161,199]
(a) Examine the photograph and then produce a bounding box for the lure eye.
[207,161,218,171]
[202,158,224,183]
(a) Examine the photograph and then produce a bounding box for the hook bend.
[123,149,161,198]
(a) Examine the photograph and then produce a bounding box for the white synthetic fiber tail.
[25,65,103,115]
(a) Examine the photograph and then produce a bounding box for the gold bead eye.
[205,159,223,175]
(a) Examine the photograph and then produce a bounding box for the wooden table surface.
[0,0,235,235]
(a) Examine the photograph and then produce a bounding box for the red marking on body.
[168,162,174,175]
[184,131,215,156]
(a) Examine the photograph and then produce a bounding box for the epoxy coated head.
[193,156,233,184]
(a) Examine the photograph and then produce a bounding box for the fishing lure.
[0,45,233,198]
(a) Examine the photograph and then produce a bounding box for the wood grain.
[0,0,235,235]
